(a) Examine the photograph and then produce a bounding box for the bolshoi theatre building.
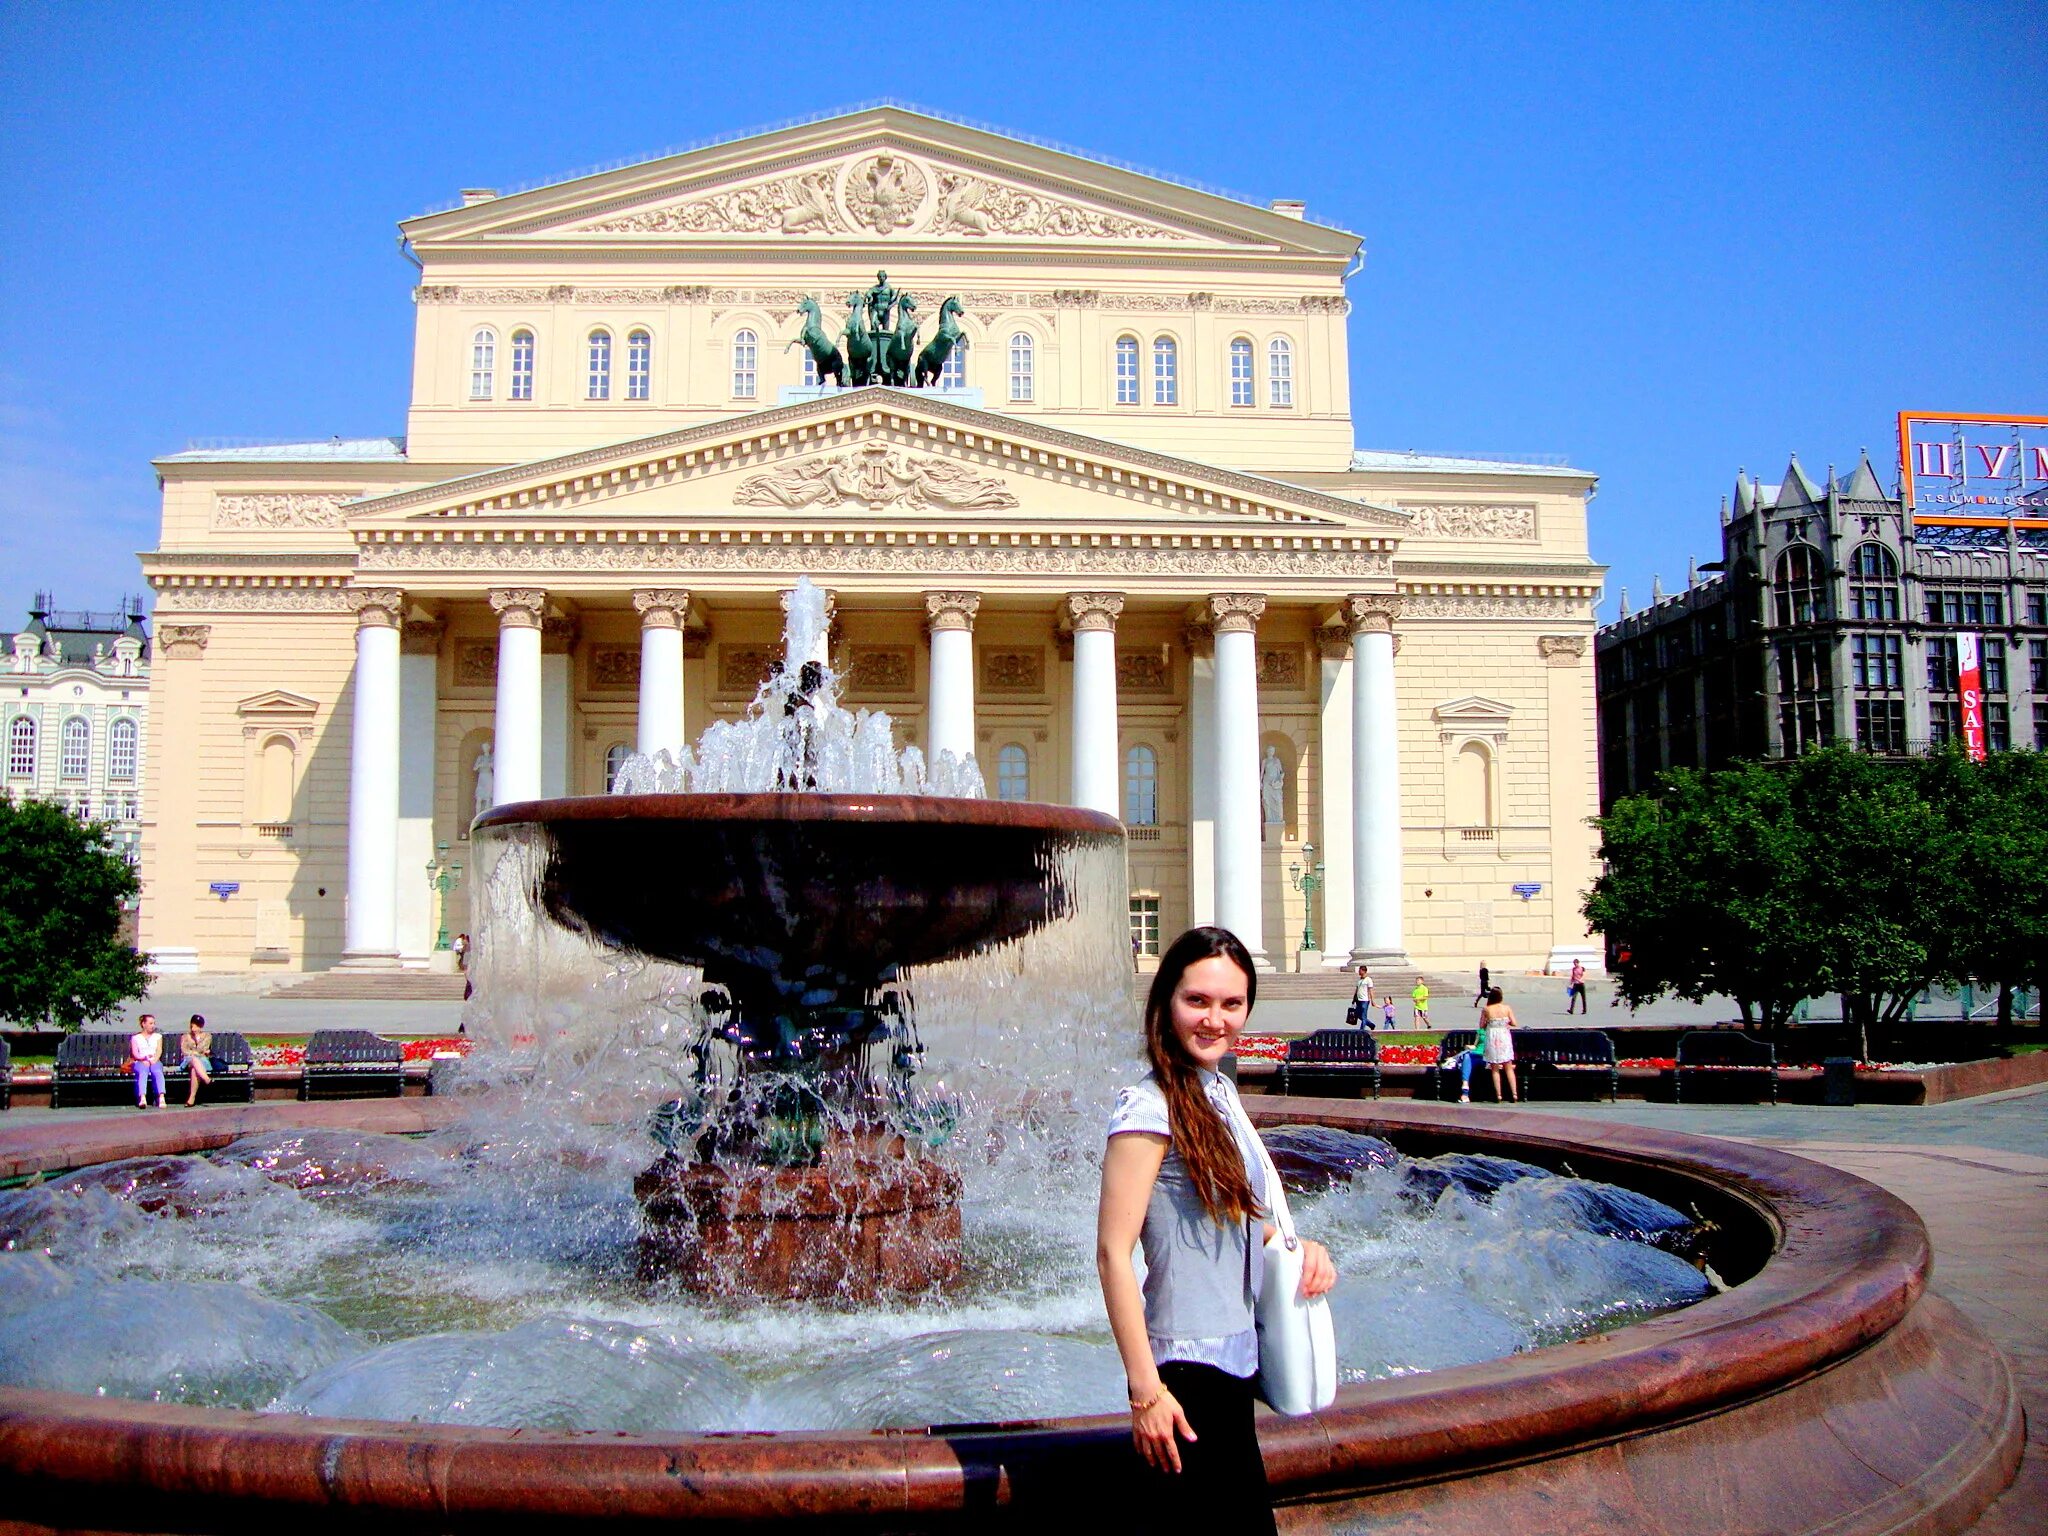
[138,107,1605,980]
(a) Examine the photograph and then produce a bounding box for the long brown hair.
[1144,926,1260,1224]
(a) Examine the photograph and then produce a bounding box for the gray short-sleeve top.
[1106,1070,1268,1377]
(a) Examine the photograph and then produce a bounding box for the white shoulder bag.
[1229,1095,1338,1415]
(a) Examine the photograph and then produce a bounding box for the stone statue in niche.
[1261,745,1285,828]
[472,741,495,818]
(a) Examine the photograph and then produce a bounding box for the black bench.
[300,1030,405,1100]
[1515,1029,1620,1102]
[1276,1029,1381,1099]
[1428,1030,1482,1101]
[1675,1030,1779,1104]
[0,1036,10,1111]
[53,1031,154,1108]
[180,1032,258,1104]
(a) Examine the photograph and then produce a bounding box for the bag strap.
[1223,1086,1298,1248]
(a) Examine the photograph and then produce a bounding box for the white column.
[1066,592,1124,816]
[633,589,689,762]
[342,588,404,966]
[1187,626,1218,926]
[925,591,980,766]
[1210,593,1269,968]
[490,588,546,805]
[1316,623,1356,965]
[1348,595,1407,961]
[540,615,575,798]
[394,618,442,966]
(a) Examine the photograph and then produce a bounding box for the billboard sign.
[1898,411,2048,526]
[1957,633,1988,763]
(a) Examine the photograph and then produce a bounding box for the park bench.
[300,1030,405,1100]
[1515,1029,1620,1102]
[1675,1030,1779,1104]
[1428,1031,1482,1101]
[52,1032,151,1108]
[1276,1028,1381,1099]
[0,1036,10,1111]
[176,1032,258,1104]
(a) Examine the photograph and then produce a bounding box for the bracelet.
[1128,1383,1167,1412]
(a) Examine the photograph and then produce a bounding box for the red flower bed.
[251,1037,471,1069]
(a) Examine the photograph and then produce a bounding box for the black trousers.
[1132,1361,1278,1534]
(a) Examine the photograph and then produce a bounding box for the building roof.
[1348,448,1591,479]
[158,436,408,464]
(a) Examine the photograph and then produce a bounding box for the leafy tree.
[0,796,147,1028]
[1921,748,2048,1024]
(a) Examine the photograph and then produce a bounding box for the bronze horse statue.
[880,294,919,387]
[915,297,966,389]
[790,297,846,388]
[842,293,877,386]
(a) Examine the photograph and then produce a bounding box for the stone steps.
[266,971,468,1001]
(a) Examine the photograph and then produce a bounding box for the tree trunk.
[1997,982,2014,1028]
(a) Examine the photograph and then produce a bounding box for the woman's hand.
[1298,1238,1337,1299]
[1131,1384,1196,1473]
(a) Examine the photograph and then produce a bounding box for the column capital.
[156,623,210,659]
[488,588,548,629]
[923,590,982,632]
[1181,621,1214,660]
[1343,594,1401,635]
[399,617,445,656]
[1207,593,1266,635]
[633,589,691,629]
[1064,591,1125,633]
[1315,622,1353,661]
[347,587,405,629]
[1539,634,1589,665]
[541,615,580,655]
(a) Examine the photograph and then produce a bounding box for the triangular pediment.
[346,389,1406,537]
[1432,695,1515,737]
[236,690,320,722]
[402,107,1358,258]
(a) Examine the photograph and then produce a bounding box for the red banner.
[1958,633,1988,762]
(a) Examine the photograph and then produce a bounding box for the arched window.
[1151,337,1178,406]
[1114,335,1140,404]
[626,329,652,401]
[731,329,758,398]
[941,334,969,389]
[59,716,89,780]
[1229,338,1254,407]
[468,328,496,400]
[604,742,631,794]
[1267,338,1294,407]
[1849,541,1900,621]
[108,717,137,781]
[256,735,295,823]
[1008,332,1034,402]
[1448,741,1493,828]
[995,743,1029,802]
[586,330,612,400]
[1774,545,1829,626]
[1124,744,1159,825]
[6,717,34,778]
[509,329,535,401]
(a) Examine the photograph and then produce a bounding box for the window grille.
[1229,339,1253,406]
[468,328,495,399]
[587,330,612,400]
[1267,338,1293,407]
[1152,337,1178,405]
[627,330,652,401]
[1114,336,1139,404]
[510,330,535,400]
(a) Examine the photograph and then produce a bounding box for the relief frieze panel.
[454,641,499,687]
[718,646,779,695]
[153,585,355,613]
[589,645,641,690]
[844,647,914,694]
[1399,592,1589,619]
[981,650,1045,693]
[1257,645,1305,690]
[213,492,362,530]
[734,448,1019,512]
[1116,651,1171,693]
[1399,503,1539,541]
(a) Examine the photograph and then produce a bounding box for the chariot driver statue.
[861,270,899,339]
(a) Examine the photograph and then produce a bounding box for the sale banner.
[1957,633,1987,763]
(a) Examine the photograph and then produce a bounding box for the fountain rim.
[473,791,1126,837]
[0,1096,1933,1524]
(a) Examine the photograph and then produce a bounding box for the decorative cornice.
[157,624,211,659]
[1398,589,1593,620]
[152,583,356,613]
[346,587,405,628]
[1344,595,1400,634]
[1538,634,1589,663]
[488,588,547,628]
[1207,593,1266,634]
[632,588,691,629]
[924,591,981,632]
[1064,592,1126,632]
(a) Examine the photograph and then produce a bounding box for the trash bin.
[1822,1056,1857,1107]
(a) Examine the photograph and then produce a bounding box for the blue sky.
[2,1,2041,626]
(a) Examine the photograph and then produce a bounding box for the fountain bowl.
[0,1095,2020,1534]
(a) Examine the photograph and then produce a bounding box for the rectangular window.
[2030,639,2047,692]
[2029,593,2046,625]
[627,332,651,401]
[2036,701,2048,750]
[1852,584,1899,620]
[108,722,136,781]
[587,333,611,400]
[1927,637,1959,692]
[1129,896,1162,959]
[732,334,756,399]
[1985,702,2010,753]
[510,332,534,401]
[1152,341,1177,406]
[6,721,33,778]
[1929,698,1962,745]
[1268,342,1293,407]
[1230,343,1253,407]
[1115,340,1139,405]
[59,723,88,780]
[1852,634,1902,690]
[1008,335,1033,402]
[1854,698,1907,754]
[1982,639,2006,693]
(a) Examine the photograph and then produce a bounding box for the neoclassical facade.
[139,108,1603,977]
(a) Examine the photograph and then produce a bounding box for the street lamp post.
[1288,842,1325,957]
[425,842,463,952]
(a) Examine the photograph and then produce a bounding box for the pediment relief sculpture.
[579,152,1198,243]
[734,446,1018,512]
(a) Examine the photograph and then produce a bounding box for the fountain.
[0,578,2023,1530]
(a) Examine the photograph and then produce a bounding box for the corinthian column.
[489,588,546,806]
[1210,593,1269,968]
[634,590,689,763]
[342,587,404,967]
[1066,592,1124,816]
[1347,595,1407,961]
[925,591,981,766]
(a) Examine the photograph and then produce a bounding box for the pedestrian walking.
[1472,963,1491,1009]
[1347,965,1373,1029]
[130,1014,166,1109]
[1411,980,1430,1028]
[1565,958,1588,1015]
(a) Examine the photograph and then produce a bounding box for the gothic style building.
[1596,453,2048,806]
[139,108,1604,977]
